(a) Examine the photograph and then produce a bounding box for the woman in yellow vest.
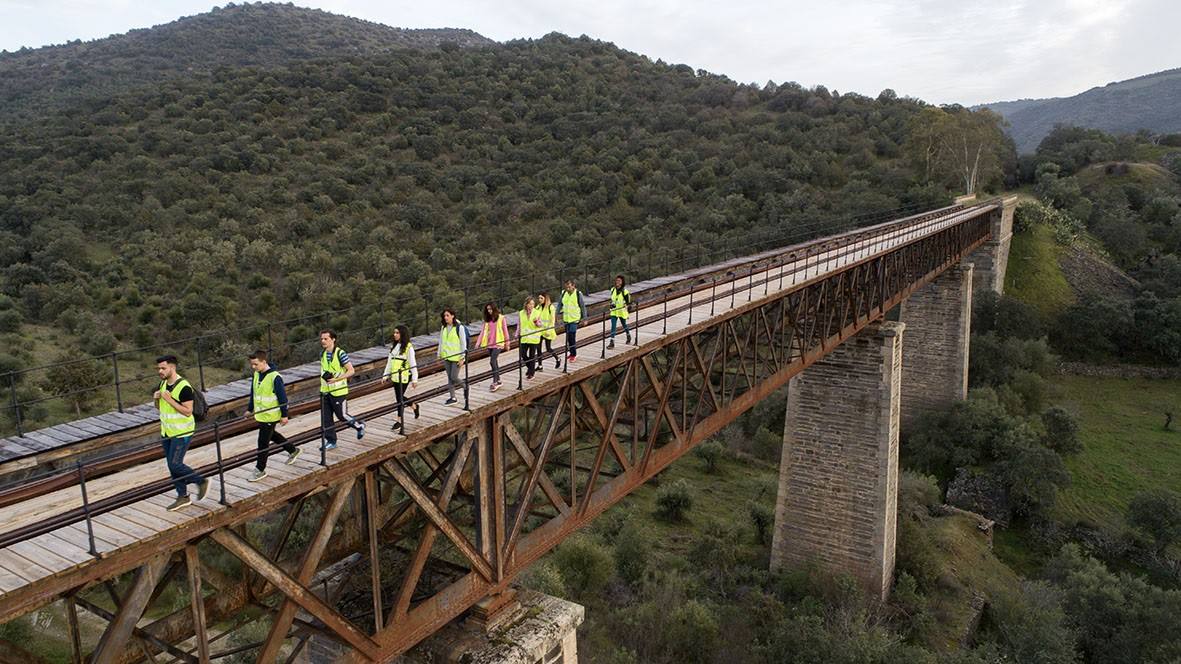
[537,292,561,371]
[477,302,510,391]
[608,274,632,349]
[518,297,544,380]
[381,325,419,431]
[438,307,469,405]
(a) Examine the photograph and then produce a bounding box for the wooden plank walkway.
[0,206,984,602]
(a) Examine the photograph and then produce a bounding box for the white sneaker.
[249,469,268,482]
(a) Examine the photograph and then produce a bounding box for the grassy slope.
[1004,224,1075,318]
[1051,375,1181,530]
[1075,161,1178,192]
[550,447,1019,655]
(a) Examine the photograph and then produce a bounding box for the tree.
[41,352,112,417]
[655,480,693,522]
[906,106,1008,195]
[693,439,725,474]
[1127,489,1181,554]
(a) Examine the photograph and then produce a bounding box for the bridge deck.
[0,205,985,607]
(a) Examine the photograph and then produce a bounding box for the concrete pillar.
[770,322,903,601]
[970,196,1017,295]
[898,263,972,432]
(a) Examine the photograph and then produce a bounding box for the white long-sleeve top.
[383,343,419,383]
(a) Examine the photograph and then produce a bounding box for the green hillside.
[0,20,950,374]
[980,67,1181,152]
[0,2,492,118]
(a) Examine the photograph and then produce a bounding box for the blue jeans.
[564,322,579,357]
[162,435,203,497]
[610,316,630,338]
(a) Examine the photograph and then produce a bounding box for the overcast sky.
[1,0,1177,106]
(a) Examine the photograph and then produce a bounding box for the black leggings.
[392,381,407,419]
[542,337,560,363]
[256,422,296,471]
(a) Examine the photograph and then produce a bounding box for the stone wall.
[771,322,904,600]
[899,263,972,431]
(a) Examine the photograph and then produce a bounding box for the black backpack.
[191,387,209,422]
[165,379,209,422]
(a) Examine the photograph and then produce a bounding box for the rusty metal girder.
[0,207,991,663]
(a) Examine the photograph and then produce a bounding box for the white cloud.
[0,0,1176,105]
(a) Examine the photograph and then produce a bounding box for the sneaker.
[285,449,301,464]
[249,469,268,482]
[607,340,615,349]
[626,333,632,344]
[392,421,402,431]
[569,355,578,363]
[356,421,366,440]
[413,403,420,419]
[324,440,337,450]
[444,397,457,405]
[554,360,561,369]
[537,365,544,373]
[167,495,192,511]
[196,479,210,501]
[526,373,535,380]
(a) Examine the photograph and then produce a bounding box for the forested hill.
[0,24,983,365]
[0,2,493,118]
[979,67,1181,152]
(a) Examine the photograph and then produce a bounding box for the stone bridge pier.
[770,322,904,600]
[770,253,984,599]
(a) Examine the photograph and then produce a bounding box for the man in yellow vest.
[246,350,299,481]
[154,355,209,511]
[319,329,365,451]
[556,279,586,363]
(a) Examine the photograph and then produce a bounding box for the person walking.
[381,325,419,431]
[608,274,632,349]
[477,302,510,391]
[246,350,299,482]
[319,329,365,450]
[557,280,587,363]
[438,308,469,405]
[518,297,544,380]
[537,292,560,371]
[154,355,209,510]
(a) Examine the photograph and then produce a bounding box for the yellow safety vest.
[539,304,557,340]
[158,378,196,438]
[320,347,348,396]
[478,315,507,348]
[252,370,282,423]
[561,290,582,323]
[518,309,543,345]
[610,287,630,319]
[386,343,413,384]
[439,325,465,361]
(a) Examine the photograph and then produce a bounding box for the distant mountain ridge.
[0,2,494,117]
[978,67,1181,153]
